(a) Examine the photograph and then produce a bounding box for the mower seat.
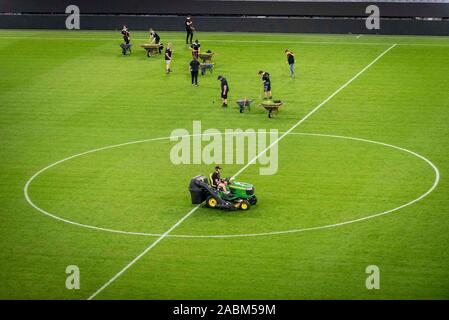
[208,173,218,189]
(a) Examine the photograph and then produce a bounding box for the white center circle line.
[23,132,440,239]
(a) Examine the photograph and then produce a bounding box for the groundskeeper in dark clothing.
[185,16,194,44]
[217,75,229,107]
[190,58,200,86]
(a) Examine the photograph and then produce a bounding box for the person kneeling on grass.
[189,57,200,86]
[217,75,229,107]
[165,43,173,74]
[211,165,229,194]
[258,70,272,100]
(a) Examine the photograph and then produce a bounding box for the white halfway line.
[233,43,397,178]
[87,205,200,300]
[87,43,397,300]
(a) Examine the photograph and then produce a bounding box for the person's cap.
[215,165,222,170]
[217,75,223,80]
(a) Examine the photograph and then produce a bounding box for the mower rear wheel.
[239,200,251,211]
[206,196,218,208]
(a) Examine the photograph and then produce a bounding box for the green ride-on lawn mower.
[189,175,257,211]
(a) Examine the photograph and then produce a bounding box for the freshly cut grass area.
[0,30,448,299]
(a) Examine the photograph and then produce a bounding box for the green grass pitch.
[0,30,449,299]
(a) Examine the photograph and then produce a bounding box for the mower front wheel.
[206,196,218,208]
[249,196,257,205]
[239,200,251,211]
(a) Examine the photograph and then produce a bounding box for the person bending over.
[149,28,162,53]
[258,70,272,100]
[189,57,200,86]
[217,75,230,107]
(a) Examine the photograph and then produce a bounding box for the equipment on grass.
[200,63,214,75]
[120,43,132,55]
[259,100,283,118]
[236,99,253,113]
[189,175,257,211]
[199,52,214,63]
[140,43,164,57]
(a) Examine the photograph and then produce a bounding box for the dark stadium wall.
[1,14,448,36]
[2,0,449,17]
[1,0,449,35]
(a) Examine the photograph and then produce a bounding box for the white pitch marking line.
[233,43,397,178]
[24,131,439,239]
[0,35,386,45]
[87,204,200,300]
[86,43,397,299]
[170,132,440,238]
[1,35,447,47]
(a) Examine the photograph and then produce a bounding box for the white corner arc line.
[81,44,397,299]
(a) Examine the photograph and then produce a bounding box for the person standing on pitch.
[285,49,295,78]
[217,75,230,107]
[258,70,272,100]
[165,42,173,74]
[189,57,200,86]
[185,16,194,45]
[121,25,130,44]
[191,39,201,59]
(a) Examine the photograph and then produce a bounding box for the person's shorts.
[165,59,171,65]
[264,82,271,92]
[221,92,228,99]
